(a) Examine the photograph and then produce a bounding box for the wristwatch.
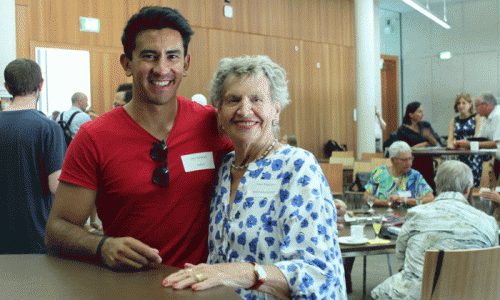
[247,262,267,290]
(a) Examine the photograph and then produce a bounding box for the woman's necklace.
[231,139,277,169]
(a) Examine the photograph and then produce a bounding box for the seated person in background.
[364,141,434,208]
[446,93,484,188]
[163,55,347,299]
[280,134,297,147]
[392,101,442,191]
[371,160,499,300]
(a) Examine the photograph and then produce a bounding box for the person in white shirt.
[375,107,386,152]
[58,92,92,137]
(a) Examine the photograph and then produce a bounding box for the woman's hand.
[162,262,254,291]
[480,191,500,206]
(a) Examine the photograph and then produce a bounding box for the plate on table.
[338,236,369,245]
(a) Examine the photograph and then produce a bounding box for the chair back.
[329,151,354,158]
[361,152,383,160]
[421,246,500,300]
[319,163,343,196]
[353,161,379,178]
[329,156,355,169]
[370,158,392,167]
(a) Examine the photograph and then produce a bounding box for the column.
[354,0,377,159]
[0,0,17,98]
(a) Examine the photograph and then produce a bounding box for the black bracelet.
[96,235,111,265]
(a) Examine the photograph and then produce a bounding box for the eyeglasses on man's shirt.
[151,140,169,188]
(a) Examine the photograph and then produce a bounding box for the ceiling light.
[402,0,451,29]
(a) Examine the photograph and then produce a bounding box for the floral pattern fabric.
[364,166,433,200]
[454,114,486,188]
[208,145,347,300]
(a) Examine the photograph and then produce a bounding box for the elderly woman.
[364,141,434,207]
[162,56,347,299]
[371,160,498,299]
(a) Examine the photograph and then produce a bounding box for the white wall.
[401,0,500,137]
[0,0,16,98]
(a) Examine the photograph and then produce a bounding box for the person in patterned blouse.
[163,55,347,299]
[364,141,434,208]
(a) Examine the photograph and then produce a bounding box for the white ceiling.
[379,0,468,13]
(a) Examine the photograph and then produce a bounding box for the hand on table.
[387,194,404,206]
[454,139,470,149]
[162,262,254,291]
[335,199,347,231]
[100,236,162,270]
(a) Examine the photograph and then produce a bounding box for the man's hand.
[335,199,347,231]
[100,236,162,270]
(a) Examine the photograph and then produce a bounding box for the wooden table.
[0,255,241,299]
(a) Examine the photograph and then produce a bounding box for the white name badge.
[398,191,412,198]
[495,186,500,193]
[181,152,215,172]
[250,180,281,198]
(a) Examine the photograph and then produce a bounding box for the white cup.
[351,225,365,239]
[480,187,490,201]
[470,141,479,151]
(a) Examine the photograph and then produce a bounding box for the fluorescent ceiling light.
[402,0,451,29]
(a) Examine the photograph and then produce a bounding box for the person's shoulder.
[79,106,123,131]
[408,168,423,177]
[419,120,432,128]
[178,95,216,113]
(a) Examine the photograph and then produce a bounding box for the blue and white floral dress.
[208,145,347,300]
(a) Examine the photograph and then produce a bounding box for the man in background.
[58,92,92,137]
[113,83,132,108]
[0,58,66,254]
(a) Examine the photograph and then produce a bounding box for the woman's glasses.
[151,140,169,188]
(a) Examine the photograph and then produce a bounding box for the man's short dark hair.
[121,6,194,60]
[124,90,133,104]
[4,58,42,97]
[117,83,132,92]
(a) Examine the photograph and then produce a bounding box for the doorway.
[36,48,91,117]
[381,55,399,142]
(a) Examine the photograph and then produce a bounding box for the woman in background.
[393,102,442,191]
[447,93,484,187]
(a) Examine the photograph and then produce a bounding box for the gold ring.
[195,273,206,282]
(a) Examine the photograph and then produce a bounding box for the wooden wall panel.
[16,0,356,159]
[16,4,30,59]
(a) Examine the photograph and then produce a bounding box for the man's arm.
[48,170,61,195]
[45,182,162,269]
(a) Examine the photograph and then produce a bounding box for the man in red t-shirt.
[45,6,232,270]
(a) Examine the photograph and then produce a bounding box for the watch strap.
[247,262,266,290]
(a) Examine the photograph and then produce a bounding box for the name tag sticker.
[250,180,281,198]
[495,187,500,193]
[398,191,412,198]
[181,152,215,172]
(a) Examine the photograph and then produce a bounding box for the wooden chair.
[352,161,379,178]
[329,151,354,158]
[361,152,383,160]
[319,163,343,197]
[370,158,392,167]
[472,160,493,197]
[329,156,355,170]
[421,247,500,300]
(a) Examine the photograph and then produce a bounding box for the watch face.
[255,264,267,280]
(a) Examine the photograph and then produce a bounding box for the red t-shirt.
[59,96,233,267]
